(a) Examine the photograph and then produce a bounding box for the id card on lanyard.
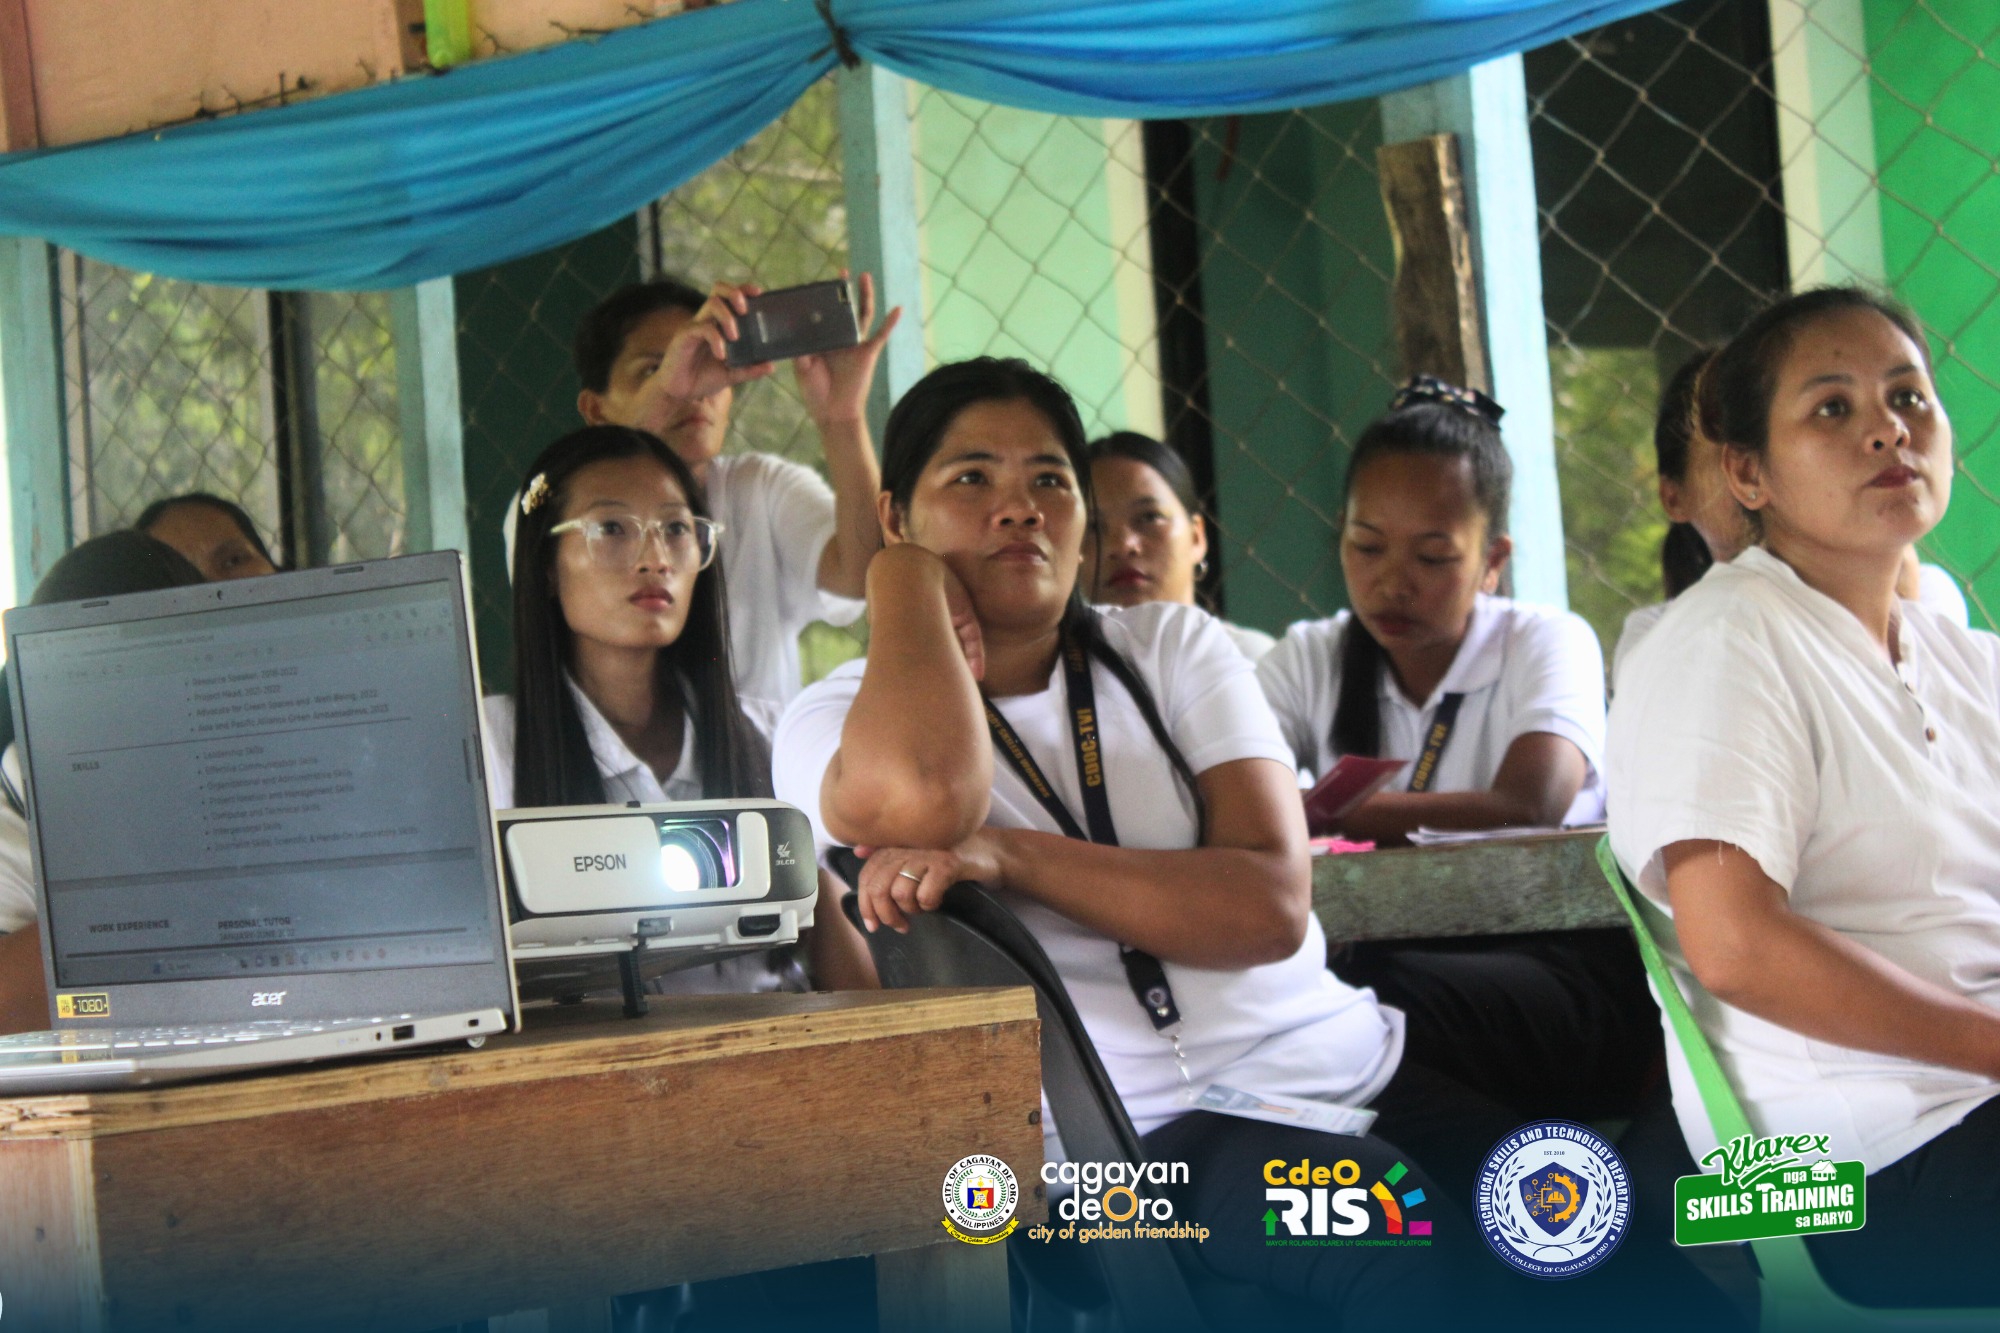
[983,636,1180,1031]
[984,635,1377,1136]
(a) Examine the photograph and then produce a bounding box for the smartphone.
[724,280,860,367]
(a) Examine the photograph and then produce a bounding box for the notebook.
[0,551,516,1091]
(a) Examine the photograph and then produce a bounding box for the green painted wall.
[1865,0,2000,626]
[1189,103,1398,633]
[911,94,1155,439]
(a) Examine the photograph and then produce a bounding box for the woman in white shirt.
[1614,350,1972,687]
[775,358,1513,1324]
[1082,430,1275,661]
[1256,379,1655,1130]
[487,425,873,993]
[1609,287,2000,1307]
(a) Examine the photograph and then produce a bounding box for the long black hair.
[881,359,1206,829]
[1331,393,1512,760]
[1697,286,1930,540]
[1655,351,1717,598]
[507,425,769,807]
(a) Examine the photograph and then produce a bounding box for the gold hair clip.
[520,473,552,515]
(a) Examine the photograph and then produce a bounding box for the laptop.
[0,551,517,1091]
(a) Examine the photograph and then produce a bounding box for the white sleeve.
[756,455,865,631]
[480,695,517,811]
[0,814,34,936]
[1917,563,1971,629]
[1504,610,1608,775]
[1255,621,1327,777]
[1607,612,1817,900]
[772,673,862,858]
[1145,605,1296,777]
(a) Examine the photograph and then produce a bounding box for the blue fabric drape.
[0,0,1674,290]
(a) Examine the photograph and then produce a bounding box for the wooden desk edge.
[0,986,1038,1143]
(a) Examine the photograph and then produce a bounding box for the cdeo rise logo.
[1263,1157,1433,1246]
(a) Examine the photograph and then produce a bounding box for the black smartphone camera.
[724,279,861,367]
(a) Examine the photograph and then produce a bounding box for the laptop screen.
[14,575,505,991]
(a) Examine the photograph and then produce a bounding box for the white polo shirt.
[1608,545,2000,1173]
[1612,559,1973,689]
[483,679,790,995]
[1256,595,1607,824]
[773,601,1404,1154]
[705,452,866,705]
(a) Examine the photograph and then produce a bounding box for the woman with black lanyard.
[773,358,1515,1325]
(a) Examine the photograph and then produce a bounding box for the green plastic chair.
[1593,837,1997,1333]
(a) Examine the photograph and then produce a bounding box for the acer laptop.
[0,551,517,1091]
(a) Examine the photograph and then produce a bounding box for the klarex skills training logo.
[1477,1121,1631,1278]
[1263,1156,1434,1246]
[1675,1130,1864,1247]
[941,1154,1020,1245]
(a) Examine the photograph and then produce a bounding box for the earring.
[1747,489,1760,501]
[1194,558,1210,580]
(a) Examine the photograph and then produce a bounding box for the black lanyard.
[1405,692,1465,793]
[983,637,1182,1032]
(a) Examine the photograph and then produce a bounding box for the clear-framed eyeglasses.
[548,513,724,571]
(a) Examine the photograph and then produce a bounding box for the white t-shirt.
[1219,620,1277,663]
[705,452,866,705]
[1608,545,2000,1173]
[774,601,1404,1152]
[1613,560,1973,689]
[483,679,789,996]
[1256,595,1608,824]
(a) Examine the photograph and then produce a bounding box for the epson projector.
[496,799,818,1002]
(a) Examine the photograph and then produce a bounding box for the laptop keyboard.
[0,1017,414,1054]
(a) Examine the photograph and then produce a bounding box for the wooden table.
[0,988,1045,1332]
[1312,829,1620,942]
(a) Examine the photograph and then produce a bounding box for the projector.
[496,799,818,1001]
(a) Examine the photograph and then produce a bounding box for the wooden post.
[0,236,68,603]
[0,0,40,152]
[837,63,926,441]
[1376,134,1488,393]
[1381,57,1569,609]
[390,277,470,555]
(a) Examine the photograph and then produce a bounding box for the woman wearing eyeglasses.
[484,424,874,992]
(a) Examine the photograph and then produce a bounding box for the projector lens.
[655,820,731,892]
[660,842,702,893]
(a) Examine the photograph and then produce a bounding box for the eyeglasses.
[548,513,724,570]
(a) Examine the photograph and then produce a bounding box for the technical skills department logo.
[1476,1121,1631,1278]
[941,1154,1021,1245]
[1263,1156,1434,1246]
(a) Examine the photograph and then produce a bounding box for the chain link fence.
[36,0,2000,681]
[56,254,406,571]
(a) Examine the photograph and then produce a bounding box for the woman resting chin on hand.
[773,357,1525,1327]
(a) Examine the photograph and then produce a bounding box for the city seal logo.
[941,1154,1020,1245]
[1476,1121,1631,1279]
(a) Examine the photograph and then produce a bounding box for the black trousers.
[1337,927,1665,1122]
[1805,1094,2000,1308]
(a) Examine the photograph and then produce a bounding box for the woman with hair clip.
[774,357,1527,1327]
[1082,430,1275,661]
[1610,288,2000,1306]
[484,424,873,993]
[1255,377,1660,1123]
